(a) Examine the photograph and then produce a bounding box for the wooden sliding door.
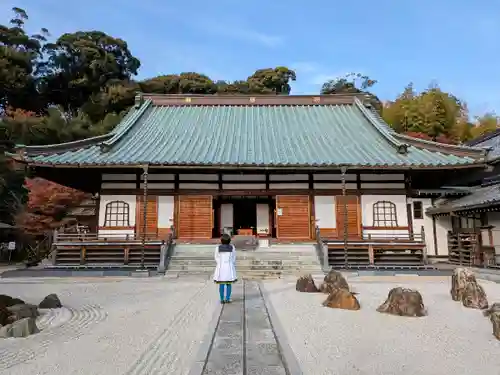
[276,195,311,239]
[177,195,213,239]
[136,195,158,238]
[335,195,361,239]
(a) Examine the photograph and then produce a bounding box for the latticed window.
[104,201,130,227]
[373,201,398,227]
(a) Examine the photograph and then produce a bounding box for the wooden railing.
[54,231,162,242]
[361,232,425,243]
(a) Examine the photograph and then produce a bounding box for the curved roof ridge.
[19,134,112,156]
[353,98,408,154]
[100,99,152,152]
[394,133,487,158]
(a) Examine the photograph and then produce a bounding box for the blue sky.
[2,0,499,116]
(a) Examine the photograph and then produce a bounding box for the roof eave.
[24,161,486,170]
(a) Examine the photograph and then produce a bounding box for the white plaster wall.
[269,183,308,189]
[434,216,452,256]
[222,183,266,190]
[158,196,175,229]
[407,197,434,253]
[101,173,136,181]
[101,182,136,189]
[222,174,265,181]
[221,204,234,229]
[179,174,218,181]
[269,174,308,181]
[314,196,336,228]
[256,204,270,235]
[361,195,408,226]
[98,195,137,227]
[360,195,408,238]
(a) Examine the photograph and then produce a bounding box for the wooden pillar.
[141,165,149,268]
[341,166,348,268]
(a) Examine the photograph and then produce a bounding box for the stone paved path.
[194,280,289,375]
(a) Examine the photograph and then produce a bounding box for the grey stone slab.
[247,365,287,375]
[246,343,283,366]
[202,352,243,375]
[258,281,304,375]
[216,324,244,340]
[212,337,242,352]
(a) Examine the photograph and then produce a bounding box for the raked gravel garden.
[264,275,500,375]
[0,274,499,375]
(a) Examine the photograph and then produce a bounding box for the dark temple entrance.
[213,196,274,237]
[233,199,257,232]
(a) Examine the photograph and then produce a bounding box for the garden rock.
[489,312,500,340]
[296,274,319,293]
[39,294,62,309]
[0,295,25,308]
[320,269,349,293]
[0,317,39,338]
[377,287,427,317]
[0,306,11,326]
[484,302,500,317]
[461,280,488,309]
[322,288,360,310]
[7,304,40,321]
[450,267,476,301]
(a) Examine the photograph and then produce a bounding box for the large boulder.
[0,295,25,309]
[0,317,39,338]
[39,294,62,309]
[320,269,349,293]
[377,287,427,317]
[0,306,11,326]
[450,268,477,301]
[461,281,488,309]
[483,303,500,317]
[296,274,319,293]
[7,304,40,321]
[489,312,500,340]
[322,288,360,310]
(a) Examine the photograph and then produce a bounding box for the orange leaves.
[16,178,88,235]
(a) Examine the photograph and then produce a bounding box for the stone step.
[168,266,323,273]
[169,259,320,265]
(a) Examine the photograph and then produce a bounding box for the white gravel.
[0,277,219,375]
[262,276,500,375]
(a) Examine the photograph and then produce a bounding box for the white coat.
[213,244,237,283]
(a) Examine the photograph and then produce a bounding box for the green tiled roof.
[427,184,500,214]
[20,95,487,168]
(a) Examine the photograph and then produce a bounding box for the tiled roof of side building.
[466,129,500,162]
[427,183,500,214]
[17,94,488,169]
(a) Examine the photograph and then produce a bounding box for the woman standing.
[213,234,237,303]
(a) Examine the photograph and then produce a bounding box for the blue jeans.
[219,283,232,301]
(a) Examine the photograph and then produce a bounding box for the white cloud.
[207,23,284,47]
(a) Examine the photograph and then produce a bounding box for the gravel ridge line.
[0,304,107,371]
[125,282,217,375]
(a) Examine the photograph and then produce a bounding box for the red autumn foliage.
[404,131,457,144]
[16,178,89,235]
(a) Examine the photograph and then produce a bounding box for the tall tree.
[469,113,499,139]
[382,83,467,142]
[246,67,296,94]
[321,73,382,111]
[0,7,48,112]
[39,31,140,114]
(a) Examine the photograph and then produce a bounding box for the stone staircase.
[166,243,324,279]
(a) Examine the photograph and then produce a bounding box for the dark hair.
[220,233,231,245]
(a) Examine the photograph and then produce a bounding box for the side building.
[428,129,500,267]
[14,94,488,267]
